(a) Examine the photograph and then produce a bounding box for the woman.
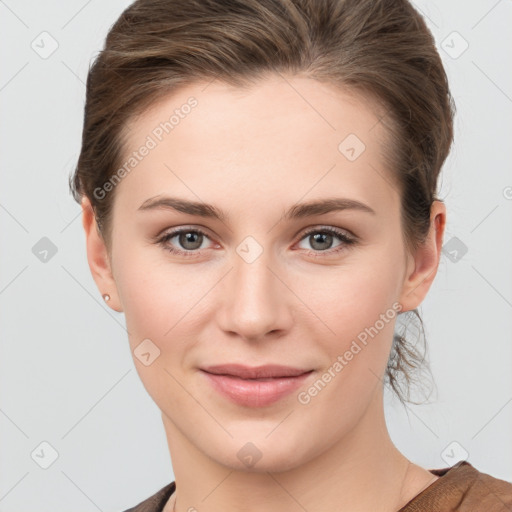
[70,0,512,510]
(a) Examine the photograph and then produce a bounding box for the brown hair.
[69,0,455,405]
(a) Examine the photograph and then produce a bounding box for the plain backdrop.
[0,0,511,511]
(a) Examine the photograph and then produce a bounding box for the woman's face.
[84,75,442,472]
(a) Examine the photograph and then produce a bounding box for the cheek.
[113,249,202,410]
[113,240,195,335]
[308,258,400,336]
[302,257,402,387]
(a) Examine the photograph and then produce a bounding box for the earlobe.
[81,197,123,312]
[399,200,446,312]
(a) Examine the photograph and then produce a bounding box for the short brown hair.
[70,0,456,405]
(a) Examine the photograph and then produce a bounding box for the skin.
[82,74,446,511]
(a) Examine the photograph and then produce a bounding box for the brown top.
[122,461,512,512]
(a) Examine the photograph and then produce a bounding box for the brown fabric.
[122,481,175,512]
[399,461,512,511]
[122,461,512,512]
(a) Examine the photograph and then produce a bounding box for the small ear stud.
[102,294,111,302]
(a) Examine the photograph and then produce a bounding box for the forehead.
[114,75,398,217]
[125,74,386,151]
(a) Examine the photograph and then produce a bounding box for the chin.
[207,435,308,474]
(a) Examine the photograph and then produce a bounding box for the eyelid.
[153,225,214,244]
[298,224,356,241]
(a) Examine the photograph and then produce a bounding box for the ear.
[399,200,446,312]
[81,197,123,312]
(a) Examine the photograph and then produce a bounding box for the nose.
[216,243,294,342]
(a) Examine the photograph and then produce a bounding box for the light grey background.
[1,0,511,511]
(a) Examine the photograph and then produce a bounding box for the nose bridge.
[235,242,274,299]
[218,235,290,339]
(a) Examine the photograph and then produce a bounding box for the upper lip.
[201,364,313,379]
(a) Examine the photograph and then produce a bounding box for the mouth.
[201,363,313,379]
[200,364,315,407]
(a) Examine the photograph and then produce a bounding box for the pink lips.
[200,364,314,407]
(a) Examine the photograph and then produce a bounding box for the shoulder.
[460,463,512,510]
[400,461,512,511]
[121,481,176,512]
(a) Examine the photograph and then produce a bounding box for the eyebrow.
[138,195,376,220]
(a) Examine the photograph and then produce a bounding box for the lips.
[201,363,312,379]
[200,364,314,407]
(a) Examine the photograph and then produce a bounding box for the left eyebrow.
[283,197,376,219]
[137,195,376,220]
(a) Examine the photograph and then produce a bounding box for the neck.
[162,387,433,512]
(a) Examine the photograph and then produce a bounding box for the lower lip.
[201,370,314,407]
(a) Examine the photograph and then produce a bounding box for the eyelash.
[156,226,356,258]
